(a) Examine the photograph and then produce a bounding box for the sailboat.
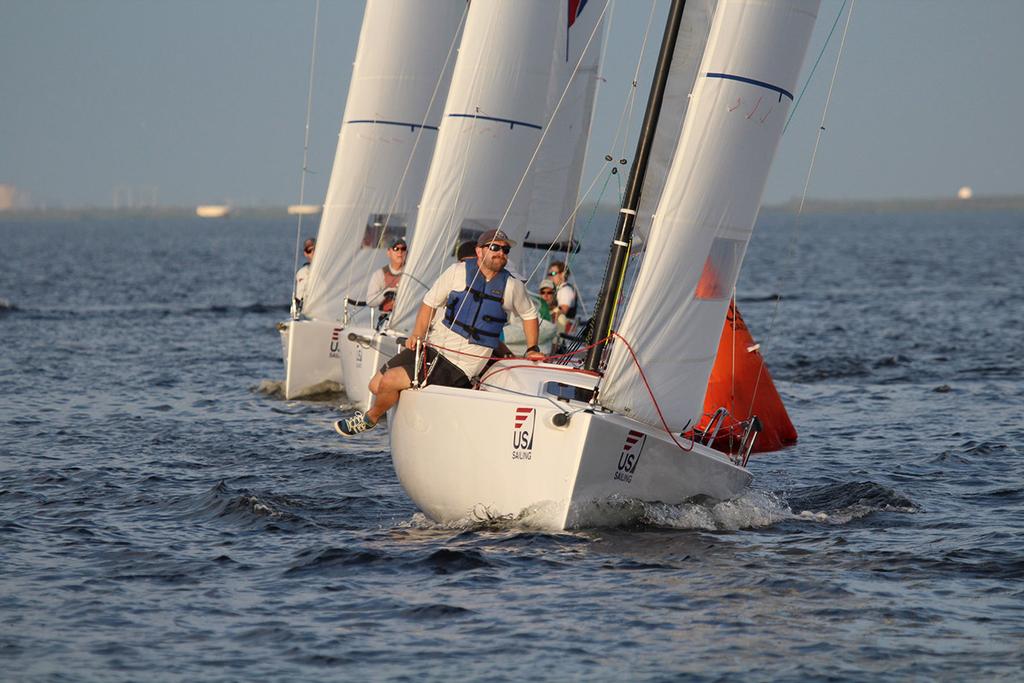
[278,0,464,399]
[388,0,820,529]
[338,0,609,413]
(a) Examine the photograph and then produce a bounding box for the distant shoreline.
[2,195,1024,222]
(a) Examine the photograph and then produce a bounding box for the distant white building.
[957,186,973,200]
[287,204,322,216]
[196,205,231,218]
[0,184,29,210]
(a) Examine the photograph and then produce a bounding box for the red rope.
[610,332,694,453]
[423,332,696,454]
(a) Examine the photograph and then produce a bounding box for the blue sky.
[2,0,1022,208]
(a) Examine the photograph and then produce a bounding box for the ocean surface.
[1,208,1022,681]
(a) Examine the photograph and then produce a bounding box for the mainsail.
[601,0,819,431]
[390,0,608,333]
[300,0,464,321]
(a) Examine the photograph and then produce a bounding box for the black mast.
[584,0,687,372]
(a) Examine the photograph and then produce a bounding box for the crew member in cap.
[335,229,545,436]
[365,237,407,314]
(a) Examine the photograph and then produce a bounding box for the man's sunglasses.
[548,270,560,276]
[485,243,511,254]
[391,245,407,252]
[304,246,314,254]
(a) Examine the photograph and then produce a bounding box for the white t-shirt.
[366,266,402,308]
[294,263,311,303]
[556,281,577,319]
[423,262,538,378]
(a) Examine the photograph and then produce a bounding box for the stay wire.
[357,2,469,307]
[430,1,611,352]
[291,0,321,309]
[743,0,856,419]
[520,0,657,286]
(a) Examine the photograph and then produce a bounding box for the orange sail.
[699,300,797,453]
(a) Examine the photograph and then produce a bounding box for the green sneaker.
[333,412,376,437]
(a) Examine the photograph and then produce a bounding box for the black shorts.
[380,347,472,389]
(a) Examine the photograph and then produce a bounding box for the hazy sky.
[2,0,1022,209]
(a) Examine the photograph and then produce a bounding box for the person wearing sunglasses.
[334,228,545,437]
[293,237,316,315]
[547,260,579,334]
[535,277,567,332]
[366,237,408,314]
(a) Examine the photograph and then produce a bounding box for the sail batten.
[601,0,819,432]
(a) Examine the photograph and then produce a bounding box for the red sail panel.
[699,300,797,453]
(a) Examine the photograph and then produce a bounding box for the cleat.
[334,412,376,437]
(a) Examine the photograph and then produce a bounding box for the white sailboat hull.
[278,318,345,399]
[337,325,401,413]
[389,363,751,529]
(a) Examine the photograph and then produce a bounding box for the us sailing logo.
[329,327,342,358]
[512,407,536,460]
[614,430,646,483]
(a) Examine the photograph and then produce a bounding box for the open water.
[1,208,1022,681]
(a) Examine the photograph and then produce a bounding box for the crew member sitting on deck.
[547,260,580,334]
[293,237,315,315]
[536,278,567,333]
[334,229,545,436]
[365,237,407,314]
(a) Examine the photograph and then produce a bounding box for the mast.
[584,0,686,372]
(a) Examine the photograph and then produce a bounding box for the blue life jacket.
[442,258,509,349]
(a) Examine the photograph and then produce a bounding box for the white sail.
[391,0,608,332]
[521,0,609,249]
[301,0,464,321]
[633,0,718,245]
[601,0,819,431]
[387,0,602,331]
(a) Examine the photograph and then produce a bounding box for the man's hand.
[405,335,420,351]
[524,344,545,362]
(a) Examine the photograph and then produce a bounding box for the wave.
[284,544,499,578]
[397,481,918,532]
[784,481,919,524]
[9,301,288,319]
[255,379,346,402]
[182,481,312,530]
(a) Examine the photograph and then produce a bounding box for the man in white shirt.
[334,229,545,436]
[365,237,407,313]
[547,260,580,334]
[292,237,315,315]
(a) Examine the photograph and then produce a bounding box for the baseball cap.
[475,229,515,247]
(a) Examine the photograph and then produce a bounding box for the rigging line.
[356,2,470,308]
[493,0,611,238]
[746,0,855,417]
[524,159,612,284]
[410,8,501,340]
[291,0,321,308]
[720,0,853,419]
[783,0,849,135]
[608,332,695,453]
[422,3,607,343]
[609,0,657,164]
